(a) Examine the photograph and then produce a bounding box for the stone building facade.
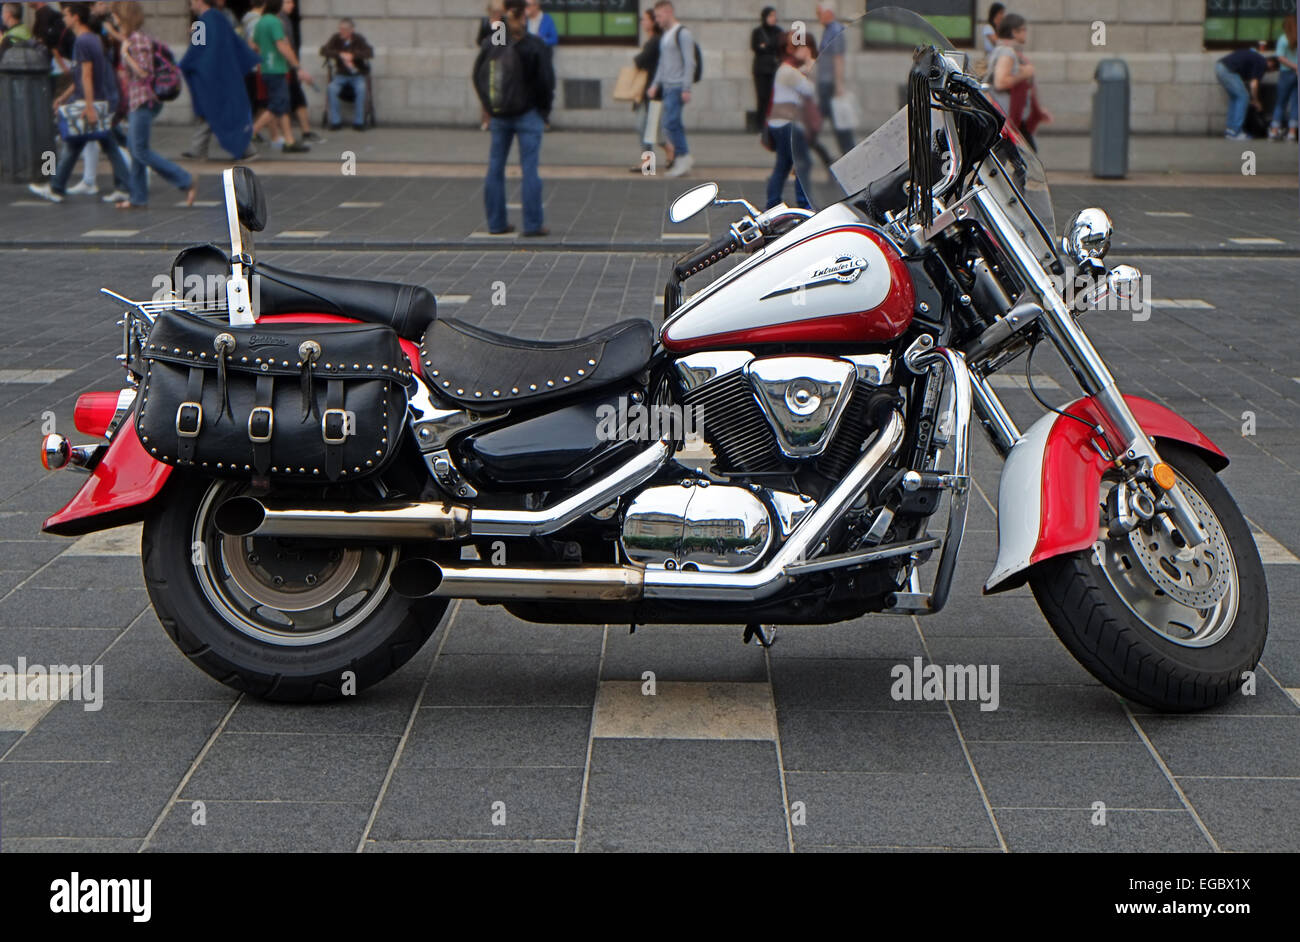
[139,0,1291,135]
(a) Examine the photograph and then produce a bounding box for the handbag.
[642,97,662,147]
[56,100,111,143]
[613,65,648,103]
[135,309,412,482]
[830,92,858,133]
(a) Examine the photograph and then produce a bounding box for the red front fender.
[985,395,1228,593]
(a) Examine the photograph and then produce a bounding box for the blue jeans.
[765,122,812,210]
[661,85,689,156]
[125,105,192,207]
[51,126,129,196]
[1273,68,1298,128]
[328,73,367,127]
[1216,61,1249,134]
[484,108,544,233]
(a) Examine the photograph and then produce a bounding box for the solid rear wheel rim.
[191,481,398,647]
[1093,473,1239,649]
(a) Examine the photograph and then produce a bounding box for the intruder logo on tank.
[761,254,870,300]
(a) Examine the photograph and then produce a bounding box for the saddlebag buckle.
[321,408,353,444]
[175,401,203,437]
[247,406,274,443]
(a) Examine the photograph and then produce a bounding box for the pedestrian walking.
[630,8,661,171]
[321,17,373,131]
[1216,45,1272,140]
[751,6,783,130]
[108,1,198,210]
[524,0,558,49]
[0,3,32,56]
[986,13,1050,150]
[814,1,853,156]
[473,0,555,236]
[180,0,261,161]
[765,32,816,211]
[647,0,696,178]
[28,3,130,204]
[281,0,320,142]
[1269,16,1297,141]
[975,2,1004,76]
[250,0,312,152]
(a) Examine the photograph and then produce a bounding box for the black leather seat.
[170,244,437,340]
[420,317,655,408]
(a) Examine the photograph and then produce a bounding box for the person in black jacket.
[473,0,554,236]
[751,7,782,126]
[631,7,661,171]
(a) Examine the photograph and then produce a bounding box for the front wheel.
[142,478,449,702]
[1029,444,1268,712]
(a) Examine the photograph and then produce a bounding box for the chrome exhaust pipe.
[388,412,905,603]
[216,440,672,541]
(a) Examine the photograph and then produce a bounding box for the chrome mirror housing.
[1060,208,1113,263]
[668,182,719,223]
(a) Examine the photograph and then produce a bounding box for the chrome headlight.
[1060,208,1113,264]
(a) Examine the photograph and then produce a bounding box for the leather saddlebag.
[135,310,411,481]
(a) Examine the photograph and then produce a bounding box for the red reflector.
[74,392,120,438]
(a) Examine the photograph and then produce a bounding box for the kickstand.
[743,623,777,648]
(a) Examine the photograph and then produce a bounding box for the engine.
[675,351,897,479]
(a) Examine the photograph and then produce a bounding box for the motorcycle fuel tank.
[662,208,915,352]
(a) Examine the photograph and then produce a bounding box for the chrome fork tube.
[971,188,1207,545]
[969,371,1021,456]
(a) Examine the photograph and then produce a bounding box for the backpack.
[475,38,531,117]
[677,28,703,82]
[150,38,182,102]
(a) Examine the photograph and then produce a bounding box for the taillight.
[74,391,121,438]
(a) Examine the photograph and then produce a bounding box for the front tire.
[1029,445,1268,712]
[143,478,449,702]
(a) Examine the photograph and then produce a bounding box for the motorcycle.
[38,8,1266,709]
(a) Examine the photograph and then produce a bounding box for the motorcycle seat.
[419,317,655,408]
[170,244,438,341]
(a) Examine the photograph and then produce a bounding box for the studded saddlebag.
[134,310,412,482]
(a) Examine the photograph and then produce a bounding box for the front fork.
[971,189,1208,547]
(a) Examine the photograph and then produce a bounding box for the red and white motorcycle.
[39,9,1265,709]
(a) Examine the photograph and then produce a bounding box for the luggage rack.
[102,288,231,381]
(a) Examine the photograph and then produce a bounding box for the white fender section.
[984,409,1056,593]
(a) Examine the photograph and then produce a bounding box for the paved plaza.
[0,159,1297,851]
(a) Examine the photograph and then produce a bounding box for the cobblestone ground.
[0,173,1297,851]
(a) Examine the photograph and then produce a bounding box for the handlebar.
[673,230,742,281]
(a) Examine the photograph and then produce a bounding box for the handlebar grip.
[674,232,740,281]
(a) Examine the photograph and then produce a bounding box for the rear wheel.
[1029,445,1268,712]
[143,478,449,702]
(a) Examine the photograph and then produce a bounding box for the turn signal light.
[74,391,120,438]
[1152,462,1177,491]
[41,433,70,471]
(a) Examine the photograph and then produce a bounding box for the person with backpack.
[647,0,697,178]
[473,0,555,236]
[28,3,131,205]
[105,1,196,209]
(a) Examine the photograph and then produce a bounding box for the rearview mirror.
[668,182,718,224]
[231,166,267,232]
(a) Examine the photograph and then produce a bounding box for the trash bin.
[0,45,55,185]
[1090,58,1129,179]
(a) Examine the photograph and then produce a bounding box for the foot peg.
[742,623,776,648]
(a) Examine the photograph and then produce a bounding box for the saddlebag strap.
[249,374,275,475]
[323,378,347,480]
[176,366,205,463]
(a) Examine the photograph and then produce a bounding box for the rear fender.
[984,395,1228,593]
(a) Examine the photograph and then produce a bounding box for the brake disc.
[1125,484,1231,610]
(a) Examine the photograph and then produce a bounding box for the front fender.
[984,395,1227,593]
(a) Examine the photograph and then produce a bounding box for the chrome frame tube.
[971,188,1207,545]
[969,371,1021,456]
[905,346,972,615]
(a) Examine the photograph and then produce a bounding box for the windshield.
[789,6,1054,236]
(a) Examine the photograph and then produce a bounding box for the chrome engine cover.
[621,481,773,572]
[745,355,858,458]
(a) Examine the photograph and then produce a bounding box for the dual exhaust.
[218,412,905,604]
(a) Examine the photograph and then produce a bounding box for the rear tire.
[142,477,449,702]
[1029,445,1268,712]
